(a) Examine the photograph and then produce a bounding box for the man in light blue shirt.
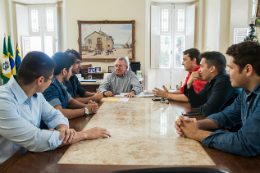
[0,51,111,164]
[99,57,142,98]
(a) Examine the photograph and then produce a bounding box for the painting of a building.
[79,22,133,60]
[84,30,114,52]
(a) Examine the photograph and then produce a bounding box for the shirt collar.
[209,71,225,84]
[115,70,128,78]
[54,75,62,86]
[8,75,37,105]
[70,74,77,81]
[245,81,260,96]
[192,65,201,72]
[188,65,201,75]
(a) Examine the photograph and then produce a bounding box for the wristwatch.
[84,107,89,115]
[103,91,107,96]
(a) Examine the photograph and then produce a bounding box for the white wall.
[219,0,231,54]
[66,0,145,76]
[0,0,10,85]
[229,0,250,45]
[202,0,219,52]
[145,0,156,90]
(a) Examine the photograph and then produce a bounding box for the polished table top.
[1,99,260,173]
[59,98,214,166]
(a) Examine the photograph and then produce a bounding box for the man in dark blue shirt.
[175,41,260,157]
[184,51,240,117]
[43,52,98,119]
[65,49,103,103]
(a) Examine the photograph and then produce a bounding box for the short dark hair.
[226,41,260,76]
[17,51,56,85]
[65,49,82,62]
[200,51,226,73]
[183,48,201,65]
[52,52,74,75]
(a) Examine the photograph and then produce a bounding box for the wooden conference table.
[1,99,260,173]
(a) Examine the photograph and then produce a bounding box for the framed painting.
[255,0,260,26]
[78,20,135,62]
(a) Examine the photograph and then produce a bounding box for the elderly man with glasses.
[98,57,142,98]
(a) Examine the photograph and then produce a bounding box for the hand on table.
[124,91,135,98]
[177,116,201,141]
[104,91,114,97]
[84,127,111,139]
[86,101,99,114]
[93,89,103,101]
[174,116,197,137]
[52,124,77,144]
[153,85,169,98]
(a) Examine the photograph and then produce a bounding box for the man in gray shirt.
[99,57,142,98]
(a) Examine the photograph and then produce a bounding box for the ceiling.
[13,0,198,4]
[11,0,62,4]
[149,0,197,3]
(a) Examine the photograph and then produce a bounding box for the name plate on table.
[58,98,215,166]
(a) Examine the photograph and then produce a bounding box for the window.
[31,9,39,32]
[160,36,171,68]
[177,9,185,32]
[157,4,188,69]
[161,9,169,32]
[159,5,171,68]
[174,35,185,68]
[20,4,57,57]
[151,3,194,69]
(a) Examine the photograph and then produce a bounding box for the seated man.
[153,48,207,102]
[98,57,142,98]
[64,49,103,104]
[175,41,260,157]
[43,52,98,119]
[0,51,111,164]
[184,51,240,117]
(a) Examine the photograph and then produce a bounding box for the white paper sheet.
[115,92,154,98]
[118,98,129,102]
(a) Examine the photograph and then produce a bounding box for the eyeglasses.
[114,65,126,68]
[47,77,55,83]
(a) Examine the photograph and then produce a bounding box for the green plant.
[244,23,259,43]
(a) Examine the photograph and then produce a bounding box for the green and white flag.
[1,37,12,84]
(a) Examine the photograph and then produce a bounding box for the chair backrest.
[110,167,228,173]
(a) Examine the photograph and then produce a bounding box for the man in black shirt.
[184,51,240,117]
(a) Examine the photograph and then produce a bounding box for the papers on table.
[80,80,97,82]
[101,98,120,102]
[115,92,154,98]
[101,97,129,102]
[118,98,129,102]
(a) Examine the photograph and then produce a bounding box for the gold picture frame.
[255,0,260,26]
[78,20,135,62]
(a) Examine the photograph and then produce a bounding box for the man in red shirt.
[153,48,207,102]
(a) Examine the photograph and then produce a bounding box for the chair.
[110,167,228,173]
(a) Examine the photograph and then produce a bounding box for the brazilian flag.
[1,37,12,84]
[8,35,15,75]
[15,43,21,73]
